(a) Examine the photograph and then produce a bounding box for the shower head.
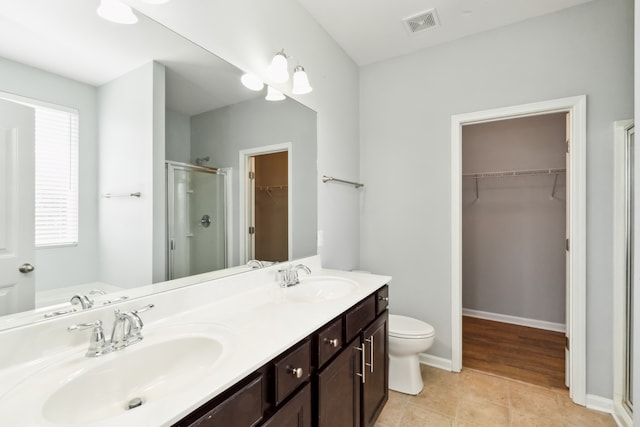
[195,156,210,166]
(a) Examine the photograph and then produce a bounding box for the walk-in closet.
[461,113,568,388]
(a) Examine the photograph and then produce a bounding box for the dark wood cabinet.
[317,337,361,427]
[315,285,389,427]
[361,312,388,427]
[173,285,388,427]
[262,383,312,427]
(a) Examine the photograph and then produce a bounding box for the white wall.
[0,56,99,291]
[462,114,566,324]
[360,0,633,398]
[130,0,361,270]
[98,62,165,288]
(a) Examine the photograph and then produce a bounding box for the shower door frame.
[166,161,230,280]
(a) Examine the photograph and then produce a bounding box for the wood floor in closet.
[462,316,566,389]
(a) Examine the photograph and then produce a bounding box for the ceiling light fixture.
[96,0,138,24]
[241,73,265,91]
[266,50,289,84]
[265,86,285,102]
[291,65,312,95]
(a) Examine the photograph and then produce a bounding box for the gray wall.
[360,0,633,398]
[462,114,566,324]
[166,109,191,164]
[190,96,317,267]
[0,56,99,292]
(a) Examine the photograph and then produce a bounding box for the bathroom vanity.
[0,256,390,427]
[173,285,389,427]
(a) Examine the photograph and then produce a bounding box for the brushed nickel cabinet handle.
[354,343,366,384]
[366,335,374,373]
[325,338,339,347]
[288,367,303,378]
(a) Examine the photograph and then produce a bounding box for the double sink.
[0,274,358,425]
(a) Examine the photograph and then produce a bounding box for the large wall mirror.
[0,0,317,330]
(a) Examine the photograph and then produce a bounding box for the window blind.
[34,106,79,247]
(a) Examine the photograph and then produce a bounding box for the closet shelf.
[462,168,566,179]
[256,185,288,191]
[464,168,566,200]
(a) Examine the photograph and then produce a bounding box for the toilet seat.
[389,314,435,339]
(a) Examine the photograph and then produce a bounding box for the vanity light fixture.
[96,0,138,24]
[266,50,290,84]
[292,65,313,95]
[241,73,265,91]
[265,86,285,102]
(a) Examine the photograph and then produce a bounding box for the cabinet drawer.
[317,317,343,368]
[275,340,311,405]
[188,374,263,427]
[376,286,389,315]
[345,295,376,342]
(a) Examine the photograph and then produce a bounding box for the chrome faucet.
[247,259,264,269]
[69,289,106,309]
[111,304,154,350]
[68,304,154,357]
[278,264,311,287]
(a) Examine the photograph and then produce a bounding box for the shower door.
[166,162,227,280]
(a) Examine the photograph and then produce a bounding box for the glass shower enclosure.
[166,161,227,280]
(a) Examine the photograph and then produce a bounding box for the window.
[34,105,79,247]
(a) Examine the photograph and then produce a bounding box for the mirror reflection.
[0,0,317,328]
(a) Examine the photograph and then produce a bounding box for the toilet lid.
[389,314,435,339]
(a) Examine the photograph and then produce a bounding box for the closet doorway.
[451,96,587,405]
[239,143,292,264]
[460,113,567,389]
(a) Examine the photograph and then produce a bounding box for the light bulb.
[292,66,313,95]
[266,51,289,84]
[96,0,138,24]
[241,73,264,91]
[265,86,285,101]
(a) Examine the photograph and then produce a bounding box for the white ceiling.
[296,0,594,66]
[0,0,256,116]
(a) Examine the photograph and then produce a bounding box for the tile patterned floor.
[375,365,617,427]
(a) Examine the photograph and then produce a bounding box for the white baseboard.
[462,308,566,333]
[418,353,452,371]
[612,403,632,427]
[585,394,613,414]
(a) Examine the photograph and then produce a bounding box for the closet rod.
[463,168,565,179]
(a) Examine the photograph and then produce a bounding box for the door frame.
[239,143,293,263]
[613,119,634,426]
[450,95,587,405]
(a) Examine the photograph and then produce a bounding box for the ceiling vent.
[403,9,440,34]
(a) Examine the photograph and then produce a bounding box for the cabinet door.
[317,337,361,427]
[262,383,311,427]
[361,312,388,427]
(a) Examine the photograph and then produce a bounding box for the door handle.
[18,263,34,273]
[354,343,366,384]
[366,335,374,373]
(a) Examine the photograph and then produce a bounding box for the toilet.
[388,314,435,395]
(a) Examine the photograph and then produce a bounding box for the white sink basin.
[285,276,358,302]
[0,323,231,426]
[42,335,223,424]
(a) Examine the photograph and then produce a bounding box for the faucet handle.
[133,304,155,314]
[68,320,112,357]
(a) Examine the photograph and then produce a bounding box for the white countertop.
[0,257,391,427]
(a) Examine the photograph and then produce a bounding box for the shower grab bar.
[102,192,141,198]
[322,175,364,188]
